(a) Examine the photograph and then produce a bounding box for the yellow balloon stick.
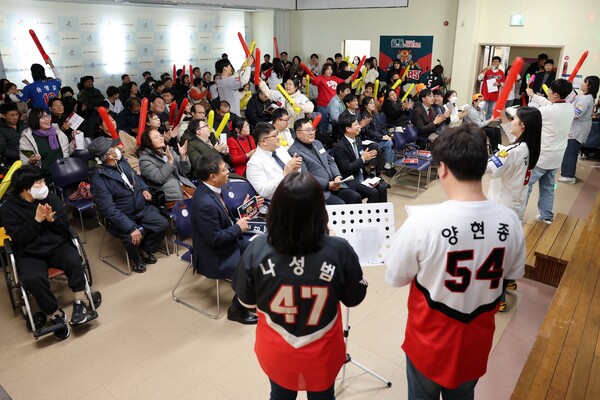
[207,110,215,133]
[373,79,380,99]
[400,64,411,82]
[542,84,549,96]
[305,75,310,96]
[391,78,402,91]
[361,65,368,80]
[276,84,301,114]
[240,91,251,109]
[248,40,256,57]
[352,76,363,89]
[215,112,230,139]
[401,83,415,102]
[0,160,22,200]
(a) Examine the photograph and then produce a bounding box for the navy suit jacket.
[191,183,242,279]
[333,137,369,191]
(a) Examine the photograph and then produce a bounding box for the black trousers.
[483,126,502,153]
[16,241,85,315]
[107,205,169,261]
[325,188,362,205]
[355,181,388,203]
[269,379,335,400]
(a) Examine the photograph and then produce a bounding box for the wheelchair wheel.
[25,311,47,332]
[92,291,102,308]
[2,261,19,312]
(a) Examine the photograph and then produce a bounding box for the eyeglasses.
[193,110,206,114]
[297,128,315,133]
[197,124,209,130]
[277,118,290,122]
[39,114,51,119]
[263,134,278,140]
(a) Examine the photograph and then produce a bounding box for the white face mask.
[111,148,122,161]
[449,96,458,104]
[479,100,486,109]
[30,185,49,200]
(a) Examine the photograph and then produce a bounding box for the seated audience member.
[246,122,302,200]
[191,152,259,325]
[359,82,379,108]
[0,103,26,165]
[327,82,351,125]
[117,97,142,136]
[179,120,233,180]
[382,87,413,128]
[89,137,169,273]
[1,165,98,340]
[20,108,72,182]
[138,129,195,208]
[188,78,209,106]
[532,59,556,96]
[140,72,154,98]
[359,96,395,176]
[213,101,232,136]
[149,95,169,125]
[432,89,451,125]
[48,98,75,137]
[288,118,362,205]
[411,89,448,141]
[105,86,124,115]
[118,74,130,99]
[227,118,256,177]
[2,81,31,116]
[464,93,502,153]
[258,76,314,128]
[245,90,273,129]
[271,108,294,150]
[334,114,388,203]
[161,88,176,114]
[442,90,467,128]
[77,76,104,111]
[60,86,79,116]
[96,113,140,173]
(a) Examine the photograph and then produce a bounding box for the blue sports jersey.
[16,78,61,110]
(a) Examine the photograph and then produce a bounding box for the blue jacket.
[90,159,152,234]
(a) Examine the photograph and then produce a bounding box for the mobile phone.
[20,150,35,158]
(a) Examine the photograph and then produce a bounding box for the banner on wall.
[378,35,433,84]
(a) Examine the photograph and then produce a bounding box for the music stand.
[326,203,395,388]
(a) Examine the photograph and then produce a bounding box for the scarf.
[33,124,60,150]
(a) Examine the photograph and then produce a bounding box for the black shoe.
[50,309,70,340]
[227,306,258,325]
[139,250,157,264]
[384,168,396,177]
[385,183,392,189]
[71,300,89,326]
[129,258,147,273]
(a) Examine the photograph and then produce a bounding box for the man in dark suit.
[191,152,258,325]
[334,114,388,203]
[411,89,448,141]
[531,59,556,97]
[288,118,362,205]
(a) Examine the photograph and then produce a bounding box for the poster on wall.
[378,35,433,84]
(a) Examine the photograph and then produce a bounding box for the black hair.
[293,56,301,64]
[218,100,230,110]
[549,79,573,99]
[0,102,18,114]
[280,51,288,57]
[492,56,502,63]
[197,152,224,181]
[12,165,44,193]
[142,71,152,78]
[126,97,141,109]
[343,93,357,105]
[106,86,119,97]
[121,74,129,81]
[161,88,172,95]
[267,172,328,254]
[286,76,301,91]
[26,108,49,130]
[60,86,74,96]
[339,61,348,70]
[361,95,375,110]
[431,65,444,76]
[254,122,276,141]
[215,58,232,74]
[221,53,228,59]
[192,67,200,73]
[293,117,311,132]
[31,64,46,81]
[138,128,159,153]
[514,106,542,170]
[338,113,357,133]
[443,90,457,105]
[271,108,289,122]
[232,117,249,138]
[310,53,318,59]
[544,59,554,65]
[186,119,204,136]
[48,98,63,108]
[538,53,548,60]
[264,54,271,59]
[432,89,443,96]
[336,82,350,95]
[584,75,600,99]
[193,77,203,86]
[321,63,333,75]
[334,53,342,59]
[191,103,206,114]
[431,124,488,181]
[418,89,433,100]
[272,58,285,79]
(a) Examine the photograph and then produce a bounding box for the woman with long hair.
[227,117,256,176]
[559,75,599,184]
[442,90,467,128]
[266,58,285,90]
[232,172,367,400]
[259,76,314,128]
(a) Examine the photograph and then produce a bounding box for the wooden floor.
[513,194,600,399]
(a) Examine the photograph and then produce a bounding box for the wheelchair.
[1,228,101,340]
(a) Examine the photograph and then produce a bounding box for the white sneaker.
[558,176,576,184]
[535,215,553,224]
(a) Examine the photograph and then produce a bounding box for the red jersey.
[312,75,345,107]
[480,68,505,102]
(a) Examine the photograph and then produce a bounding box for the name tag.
[319,148,326,154]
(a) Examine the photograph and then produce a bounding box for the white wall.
[0,0,246,92]
[288,0,460,74]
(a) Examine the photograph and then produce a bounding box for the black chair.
[51,157,97,243]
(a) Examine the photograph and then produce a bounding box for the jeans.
[269,379,335,400]
[526,166,557,221]
[377,139,395,165]
[406,356,478,400]
[560,139,582,178]
[485,100,496,120]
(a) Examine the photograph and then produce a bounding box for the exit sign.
[510,14,525,26]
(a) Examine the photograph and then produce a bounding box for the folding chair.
[51,157,97,243]
[170,199,228,319]
[3,229,101,340]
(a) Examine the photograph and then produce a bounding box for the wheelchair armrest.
[3,238,13,254]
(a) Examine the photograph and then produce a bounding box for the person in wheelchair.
[88,137,169,273]
[0,165,96,339]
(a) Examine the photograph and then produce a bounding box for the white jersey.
[486,142,530,219]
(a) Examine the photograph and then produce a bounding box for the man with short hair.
[105,86,124,115]
[161,88,175,113]
[477,56,505,119]
[525,78,574,223]
[333,53,344,76]
[245,89,273,130]
[334,114,387,203]
[520,53,548,95]
[271,108,294,149]
[215,56,253,118]
[190,103,207,121]
[191,152,258,325]
[260,54,272,73]
[327,82,351,125]
[246,122,302,200]
[411,89,447,140]
[192,67,202,80]
[0,103,26,165]
[532,59,556,96]
[385,124,525,400]
[89,137,169,273]
[288,118,362,205]
[78,76,104,109]
[118,74,130,99]
[149,95,169,125]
